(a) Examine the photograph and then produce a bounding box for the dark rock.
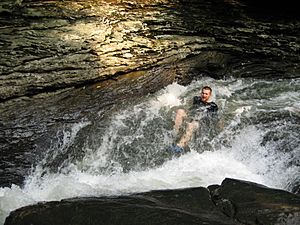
[209,185,236,218]
[215,178,300,225]
[4,187,241,225]
[4,179,300,225]
[207,184,220,196]
[0,66,177,187]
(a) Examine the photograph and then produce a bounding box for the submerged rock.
[4,178,300,225]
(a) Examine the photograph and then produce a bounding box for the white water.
[0,77,299,224]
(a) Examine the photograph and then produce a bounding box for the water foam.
[0,127,267,224]
[1,79,299,224]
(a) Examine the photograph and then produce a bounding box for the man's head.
[200,86,212,103]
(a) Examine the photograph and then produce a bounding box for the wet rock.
[211,178,300,225]
[0,65,176,187]
[4,186,241,225]
[5,178,300,225]
[0,0,299,101]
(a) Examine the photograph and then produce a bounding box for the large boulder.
[4,178,300,225]
[210,178,300,225]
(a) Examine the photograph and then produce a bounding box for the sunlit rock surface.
[4,178,300,225]
[0,0,299,100]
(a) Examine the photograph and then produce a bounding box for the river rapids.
[0,77,299,224]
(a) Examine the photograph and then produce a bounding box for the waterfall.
[0,77,299,224]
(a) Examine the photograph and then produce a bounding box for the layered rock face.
[0,0,299,101]
[0,0,212,100]
[4,179,300,225]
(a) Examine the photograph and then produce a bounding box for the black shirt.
[190,96,218,118]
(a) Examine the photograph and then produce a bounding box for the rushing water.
[0,77,300,224]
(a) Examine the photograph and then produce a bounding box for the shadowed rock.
[209,178,300,225]
[4,186,241,225]
[4,178,300,225]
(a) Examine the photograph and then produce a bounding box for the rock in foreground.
[4,178,300,225]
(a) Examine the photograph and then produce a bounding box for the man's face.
[201,89,211,102]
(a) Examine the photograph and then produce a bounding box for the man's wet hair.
[202,86,212,93]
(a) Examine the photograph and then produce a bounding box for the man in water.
[170,86,218,153]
